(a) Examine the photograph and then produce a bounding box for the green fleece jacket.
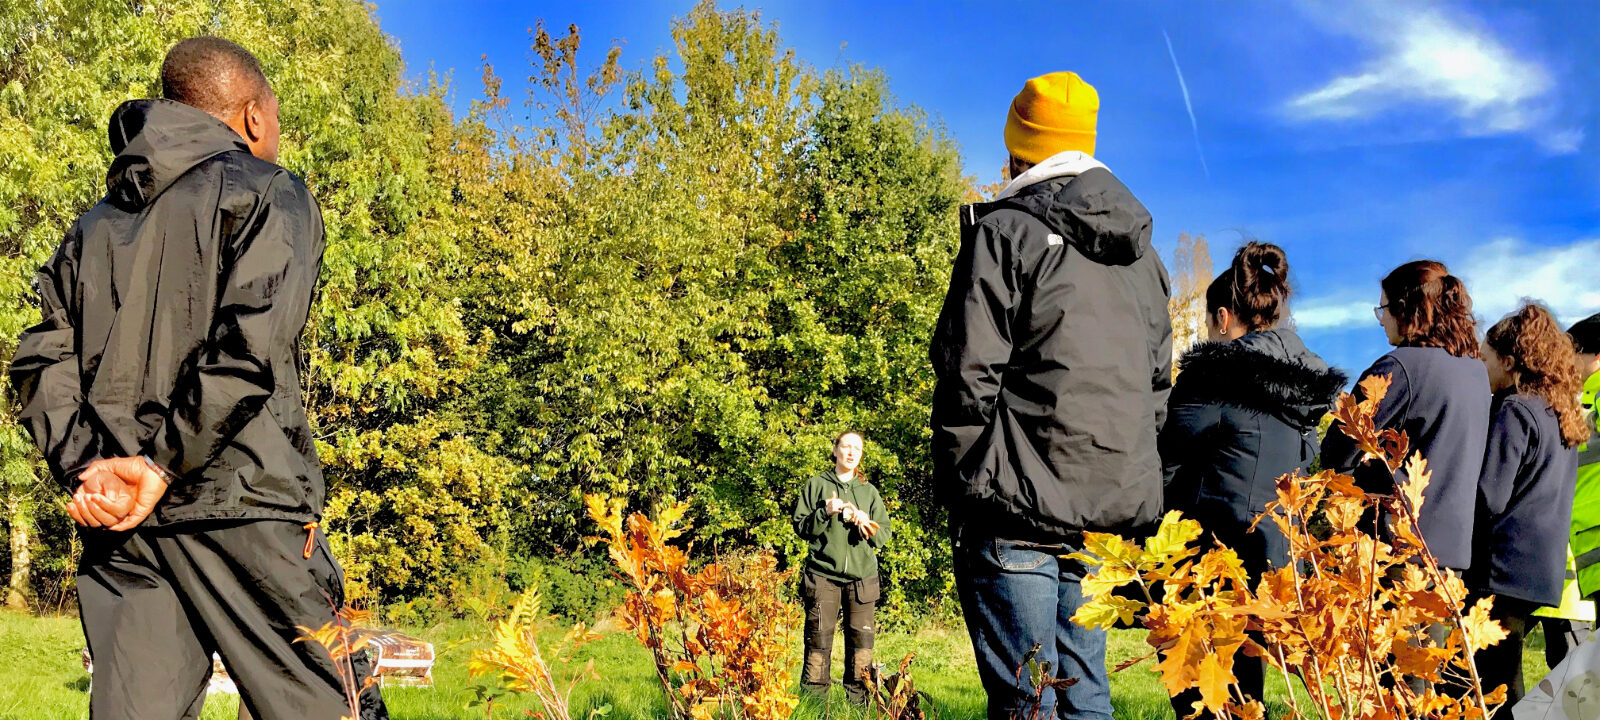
[791,469,891,582]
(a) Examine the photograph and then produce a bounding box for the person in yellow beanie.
[933,71,1171,720]
[1005,71,1098,163]
[996,71,1108,199]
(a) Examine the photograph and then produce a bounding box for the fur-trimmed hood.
[1173,329,1346,430]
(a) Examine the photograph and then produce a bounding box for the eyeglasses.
[1373,303,1390,322]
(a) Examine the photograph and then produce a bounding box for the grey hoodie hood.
[106,99,249,210]
[1002,166,1153,267]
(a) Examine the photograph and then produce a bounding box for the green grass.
[0,610,1558,720]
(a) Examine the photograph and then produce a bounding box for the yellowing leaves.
[1195,654,1236,712]
[1080,564,1139,599]
[1399,453,1432,518]
[1072,595,1145,631]
[587,493,799,720]
[1145,511,1204,567]
[1071,532,1145,573]
[467,584,602,720]
[1461,597,1510,654]
[1070,378,1506,720]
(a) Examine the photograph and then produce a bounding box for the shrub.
[1071,375,1508,720]
[587,494,800,720]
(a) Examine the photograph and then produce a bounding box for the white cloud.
[1293,237,1600,331]
[1286,4,1578,151]
[1295,300,1375,331]
[1458,237,1600,327]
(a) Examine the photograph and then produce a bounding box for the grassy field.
[0,610,1558,720]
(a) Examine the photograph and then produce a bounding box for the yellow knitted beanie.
[1004,71,1098,163]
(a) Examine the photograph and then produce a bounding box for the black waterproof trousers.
[800,571,879,703]
[78,520,387,720]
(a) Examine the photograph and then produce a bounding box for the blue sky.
[373,0,1600,377]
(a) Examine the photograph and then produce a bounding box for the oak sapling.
[1070,375,1508,720]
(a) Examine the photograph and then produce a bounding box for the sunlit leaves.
[1460,597,1509,654]
[586,493,798,720]
[1074,595,1145,631]
[295,606,379,717]
[1071,377,1505,720]
[3,0,970,618]
[466,583,601,720]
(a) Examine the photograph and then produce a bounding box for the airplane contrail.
[1162,27,1211,180]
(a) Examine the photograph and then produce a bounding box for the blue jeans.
[954,531,1113,720]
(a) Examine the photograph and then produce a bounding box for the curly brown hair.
[1381,260,1479,359]
[1486,303,1588,447]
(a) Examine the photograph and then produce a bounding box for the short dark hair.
[1571,313,1600,355]
[160,36,271,116]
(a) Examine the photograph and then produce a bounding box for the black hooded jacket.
[930,167,1173,544]
[10,99,327,526]
[1160,330,1346,576]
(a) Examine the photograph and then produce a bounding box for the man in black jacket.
[931,71,1171,720]
[10,37,385,720]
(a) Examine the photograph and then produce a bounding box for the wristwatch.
[141,456,180,483]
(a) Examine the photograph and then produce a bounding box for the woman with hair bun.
[1321,259,1491,572]
[1161,240,1346,712]
[1468,302,1586,705]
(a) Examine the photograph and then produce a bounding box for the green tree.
[471,3,966,624]
[0,0,515,608]
[760,67,966,621]
[5,0,1022,624]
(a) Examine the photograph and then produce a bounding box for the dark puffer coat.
[1161,329,1346,576]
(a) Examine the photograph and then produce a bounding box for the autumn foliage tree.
[1,0,968,616]
[1071,376,1507,720]
[1168,232,1213,366]
[467,585,602,720]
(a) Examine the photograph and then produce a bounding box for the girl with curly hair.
[1468,302,1586,704]
[1321,260,1491,572]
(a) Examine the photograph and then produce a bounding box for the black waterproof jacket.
[1160,330,1345,577]
[10,99,327,526]
[930,168,1173,544]
[1321,346,1491,570]
[1468,392,1578,606]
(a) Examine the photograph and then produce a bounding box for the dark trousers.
[1540,616,1591,669]
[953,532,1112,720]
[78,520,387,720]
[1471,594,1539,714]
[800,571,879,703]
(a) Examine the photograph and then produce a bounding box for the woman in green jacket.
[792,430,891,703]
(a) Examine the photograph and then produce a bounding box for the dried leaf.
[1462,597,1509,653]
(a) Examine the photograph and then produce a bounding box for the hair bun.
[1204,240,1290,333]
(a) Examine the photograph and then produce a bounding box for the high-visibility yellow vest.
[1536,545,1597,621]
[1570,372,1600,600]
